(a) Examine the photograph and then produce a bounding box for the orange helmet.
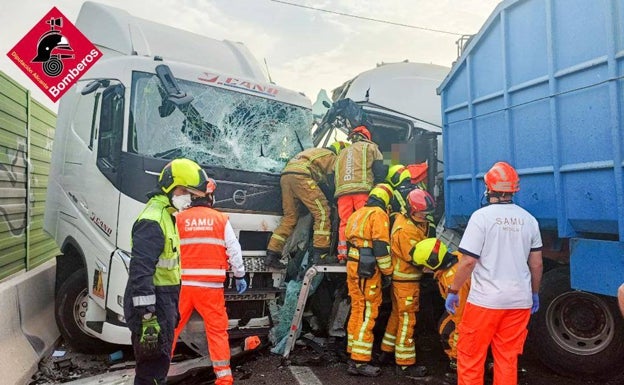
[347,126,371,141]
[205,178,217,194]
[484,161,519,193]
[407,189,435,217]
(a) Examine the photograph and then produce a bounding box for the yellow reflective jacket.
[282,147,337,185]
[334,140,384,197]
[345,205,393,275]
[390,214,427,282]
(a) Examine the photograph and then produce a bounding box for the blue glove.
[531,293,539,314]
[445,293,459,314]
[235,277,247,294]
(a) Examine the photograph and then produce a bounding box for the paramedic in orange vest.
[446,161,542,385]
[334,126,386,260]
[266,141,349,268]
[344,183,393,377]
[379,189,436,378]
[171,178,247,385]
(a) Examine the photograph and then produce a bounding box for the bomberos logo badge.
[6,7,102,102]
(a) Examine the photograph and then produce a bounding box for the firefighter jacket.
[390,214,427,282]
[345,205,393,275]
[334,139,385,198]
[434,252,470,303]
[127,194,180,308]
[176,205,245,287]
[282,147,337,186]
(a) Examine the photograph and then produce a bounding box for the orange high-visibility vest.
[176,206,229,284]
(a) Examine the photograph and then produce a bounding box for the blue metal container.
[438,0,624,296]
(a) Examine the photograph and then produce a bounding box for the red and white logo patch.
[6,7,102,102]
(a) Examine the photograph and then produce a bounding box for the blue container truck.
[438,0,624,378]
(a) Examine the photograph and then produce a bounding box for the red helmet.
[347,125,371,141]
[407,189,435,217]
[484,161,519,193]
[205,178,217,194]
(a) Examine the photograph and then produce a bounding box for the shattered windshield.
[129,71,313,173]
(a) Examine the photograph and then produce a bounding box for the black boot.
[395,364,428,378]
[265,250,286,269]
[347,360,381,377]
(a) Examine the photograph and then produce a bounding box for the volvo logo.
[232,189,247,206]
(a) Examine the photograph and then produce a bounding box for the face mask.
[171,194,192,210]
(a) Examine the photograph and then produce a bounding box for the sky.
[1,0,501,112]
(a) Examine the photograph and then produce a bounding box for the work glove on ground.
[235,277,248,294]
[138,314,161,359]
[531,293,540,314]
[445,293,459,314]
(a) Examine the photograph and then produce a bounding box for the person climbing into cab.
[266,141,350,268]
[344,183,394,377]
[334,126,387,261]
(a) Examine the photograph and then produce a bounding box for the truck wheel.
[55,268,116,353]
[530,267,624,379]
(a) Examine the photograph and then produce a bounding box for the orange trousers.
[337,194,368,256]
[380,281,420,365]
[456,303,530,385]
[346,260,382,362]
[172,285,233,385]
[268,173,331,253]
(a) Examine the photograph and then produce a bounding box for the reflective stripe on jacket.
[334,140,384,197]
[345,205,392,275]
[390,215,427,282]
[133,194,180,288]
[282,147,336,185]
[176,206,229,283]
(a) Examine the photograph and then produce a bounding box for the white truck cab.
[44,1,312,353]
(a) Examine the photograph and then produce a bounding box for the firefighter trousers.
[346,260,382,362]
[172,285,233,385]
[380,281,420,366]
[268,173,331,253]
[457,303,530,385]
[336,193,368,256]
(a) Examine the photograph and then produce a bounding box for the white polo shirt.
[458,203,542,309]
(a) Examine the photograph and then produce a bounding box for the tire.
[530,267,624,379]
[55,268,117,354]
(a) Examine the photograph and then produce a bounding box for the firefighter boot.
[265,250,286,269]
[347,360,381,377]
[395,364,428,378]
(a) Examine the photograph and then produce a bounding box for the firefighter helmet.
[386,164,411,188]
[347,125,371,141]
[407,189,436,216]
[327,141,350,155]
[368,183,393,208]
[484,161,519,193]
[411,238,457,271]
[158,158,208,196]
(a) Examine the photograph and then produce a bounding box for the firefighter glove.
[138,314,161,358]
[382,274,392,288]
[445,293,459,315]
[235,277,247,294]
[531,293,539,314]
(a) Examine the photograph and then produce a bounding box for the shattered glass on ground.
[130,72,313,173]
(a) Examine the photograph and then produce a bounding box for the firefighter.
[344,183,394,377]
[123,158,206,385]
[171,177,247,385]
[386,163,436,235]
[334,126,387,260]
[266,141,349,268]
[379,189,436,378]
[409,238,468,377]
